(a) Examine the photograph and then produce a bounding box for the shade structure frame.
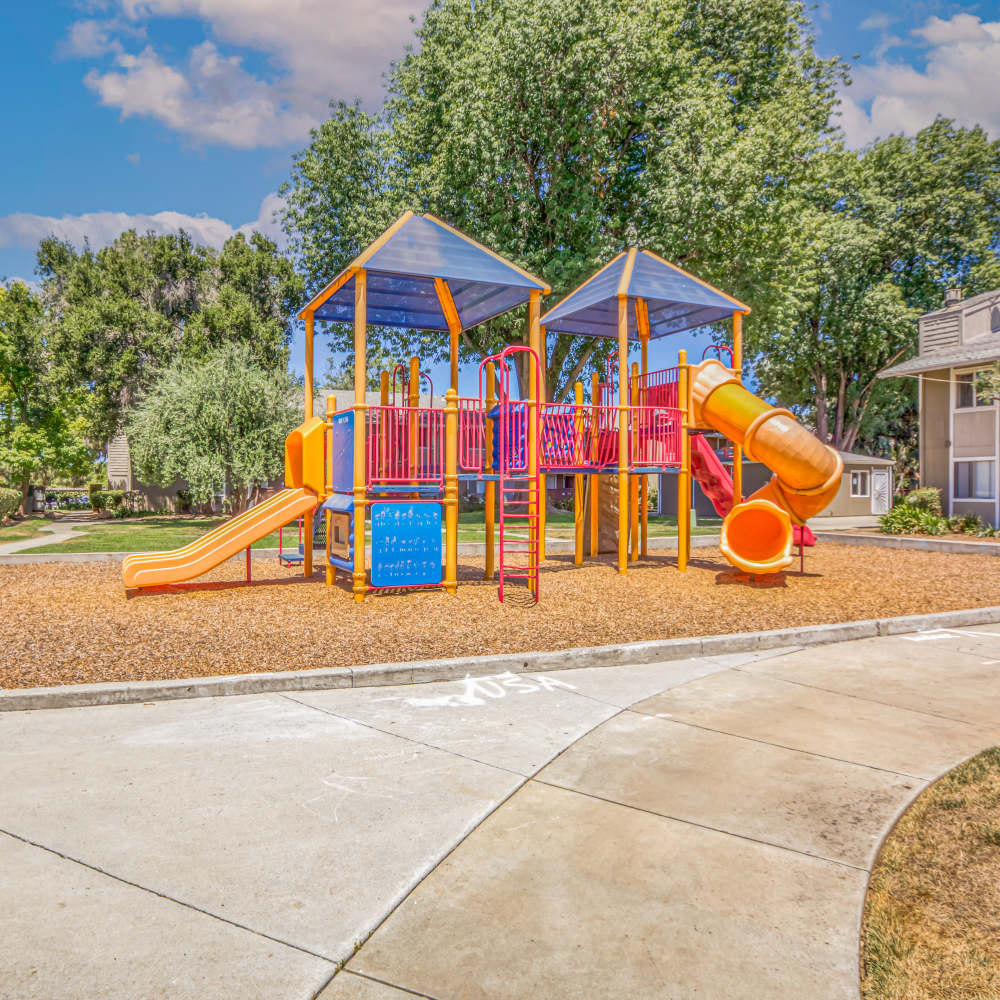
[540,248,750,342]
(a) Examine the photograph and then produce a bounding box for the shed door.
[871,469,891,515]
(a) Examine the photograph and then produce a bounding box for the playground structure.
[122,213,842,598]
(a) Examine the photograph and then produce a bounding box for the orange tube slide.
[689,360,843,574]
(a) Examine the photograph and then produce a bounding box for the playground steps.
[498,477,539,603]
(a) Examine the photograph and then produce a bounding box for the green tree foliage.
[750,119,1000,452]
[0,282,94,515]
[38,230,304,445]
[282,0,843,400]
[126,342,300,513]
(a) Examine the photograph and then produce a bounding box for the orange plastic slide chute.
[689,360,843,575]
[121,487,318,589]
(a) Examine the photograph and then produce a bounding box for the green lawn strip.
[0,517,55,543]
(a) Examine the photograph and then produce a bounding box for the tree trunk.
[19,478,32,518]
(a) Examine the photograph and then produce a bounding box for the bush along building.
[880,287,1000,527]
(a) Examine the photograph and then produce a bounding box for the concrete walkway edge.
[813,530,1000,555]
[5,604,1000,713]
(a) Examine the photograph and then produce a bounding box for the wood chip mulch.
[3,543,1000,690]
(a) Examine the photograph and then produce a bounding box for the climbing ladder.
[481,346,541,603]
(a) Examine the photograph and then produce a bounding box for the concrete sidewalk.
[2,629,999,999]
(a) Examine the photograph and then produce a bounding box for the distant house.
[880,287,1000,525]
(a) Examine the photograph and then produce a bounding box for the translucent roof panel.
[305,212,550,331]
[540,249,748,340]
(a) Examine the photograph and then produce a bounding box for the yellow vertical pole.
[616,295,628,574]
[640,329,649,557]
[590,370,599,557]
[352,269,368,602]
[677,349,690,573]
[538,324,547,562]
[408,355,419,481]
[325,393,336,587]
[527,290,541,598]
[304,311,315,420]
[450,330,459,394]
[630,360,640,562]
[574,380,584,565]
[444,388,458,594]
[732,311,743,504]
[484,362,496,581]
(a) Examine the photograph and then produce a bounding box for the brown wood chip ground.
[2,543,999,690]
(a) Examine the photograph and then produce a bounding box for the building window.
[955,370,993,409]
[850,471,870,497]
[954,460,995,500]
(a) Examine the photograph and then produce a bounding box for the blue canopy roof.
[540,249,748,339]
[301,212,550,331]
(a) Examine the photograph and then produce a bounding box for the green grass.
[0,517,54,543]
[26,509,723,554]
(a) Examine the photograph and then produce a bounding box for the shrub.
[175,490,193,514]
[0,487,21,522]
[903,487,943,516]
[89,490,125,513]
[880,504,947,536]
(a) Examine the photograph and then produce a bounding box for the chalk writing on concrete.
[405,671,578,709]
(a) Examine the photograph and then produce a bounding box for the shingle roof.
[878,338,1000,378]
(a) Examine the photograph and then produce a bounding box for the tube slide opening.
[720,499,793,574]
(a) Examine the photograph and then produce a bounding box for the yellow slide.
[122,417,326,589]
[689,360,843,575]
[121,487,318,588]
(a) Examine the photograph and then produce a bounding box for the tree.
[38,230,304,446]
[126,342,300,514]
[0,283,93,514]
[282,0,843,399]
[749,120,1000,452]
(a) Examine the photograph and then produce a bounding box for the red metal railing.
[632,366,679,409]
[457,397,487,473]
[366,405,445,487]
[630,406,682,467]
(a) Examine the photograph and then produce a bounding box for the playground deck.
[4,543,1000,689]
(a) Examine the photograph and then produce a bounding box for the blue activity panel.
[330,410,354,493]
[371,502,442,588]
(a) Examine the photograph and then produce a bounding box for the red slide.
[690,434,735,516]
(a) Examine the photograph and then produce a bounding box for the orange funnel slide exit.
[689,360,843,575]
[122,417,325,589]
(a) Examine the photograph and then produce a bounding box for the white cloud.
[0,192,285,254]
[838,13,1000,146]
[860,13,893,32]
[126,152,140,164]
[65,0,420,148]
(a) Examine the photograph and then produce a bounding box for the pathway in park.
[2,626,998,999]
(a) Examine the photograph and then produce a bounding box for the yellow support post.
[527,290,541,598]
[326,393,336,587]
[677,349,690,573]
[574,380,584,565]
[352,269,368,602]
[538,324,547,563]
[732,311,744,503]
[444,388,459,594]
[616,295,629,575]
[590,370,599,557]
[304,310,315,420]
[630,360,640,563]
[484,362,496,581]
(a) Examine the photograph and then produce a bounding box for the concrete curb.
[4,604,1000,713]
[813,531,1000,555]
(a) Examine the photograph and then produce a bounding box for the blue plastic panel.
[371,502,442,588]
[329,410,354,493]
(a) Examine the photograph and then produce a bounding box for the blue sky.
[1,0,998,393]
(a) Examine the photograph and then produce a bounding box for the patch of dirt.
[2,543,1000,689]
